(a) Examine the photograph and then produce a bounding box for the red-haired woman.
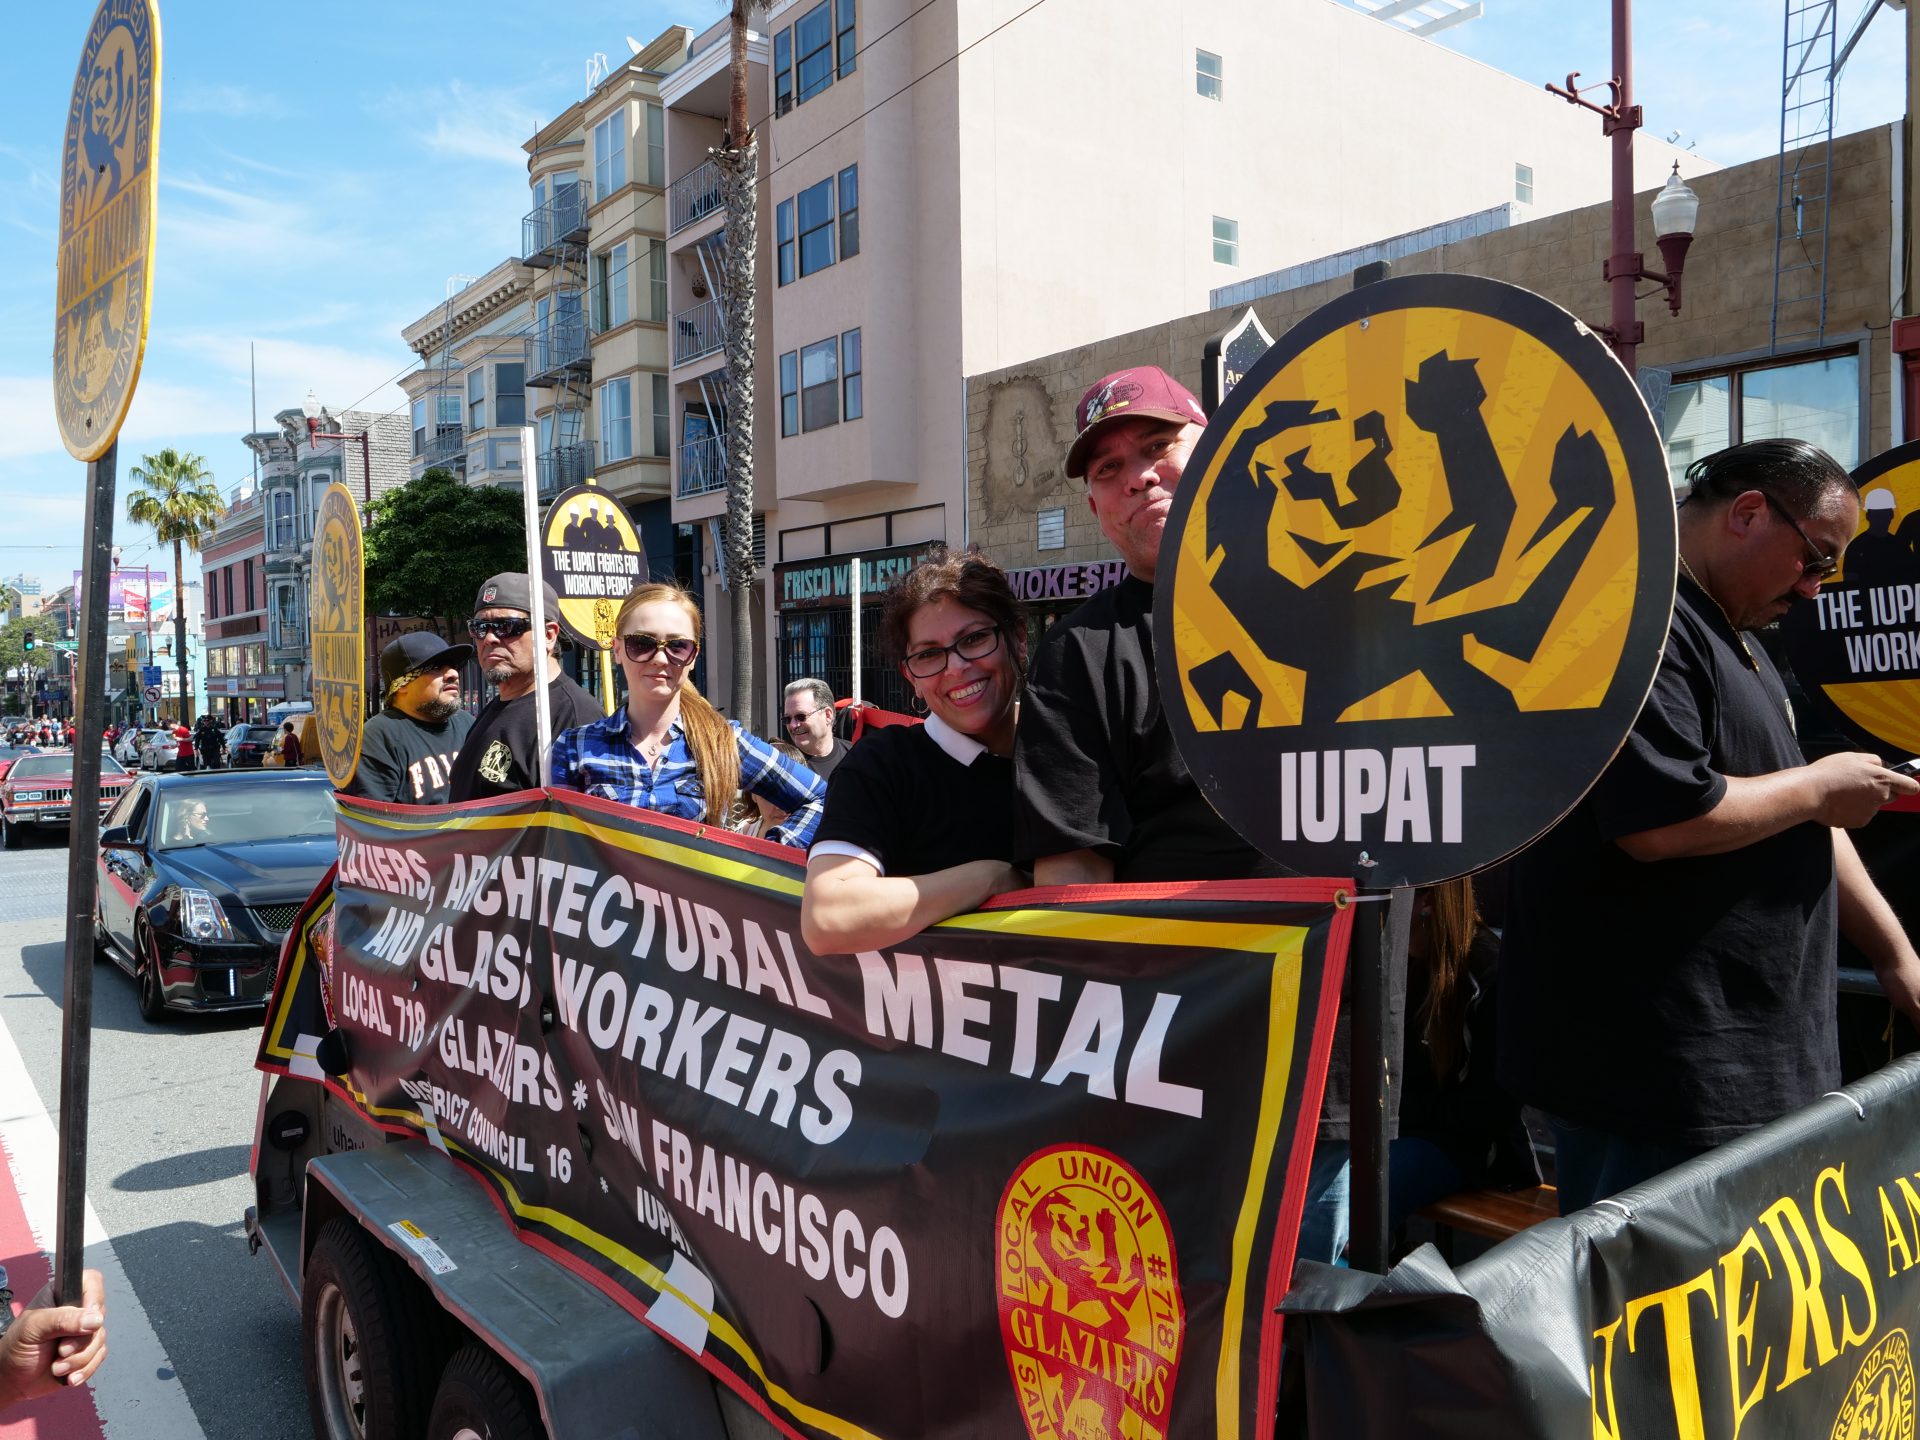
[802,547,1028,953]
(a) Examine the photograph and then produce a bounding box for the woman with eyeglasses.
[801,547,1028,954]
[550,582,826,847]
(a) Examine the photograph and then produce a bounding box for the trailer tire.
[426,1345,543,1440]
[304,1218,438,1440]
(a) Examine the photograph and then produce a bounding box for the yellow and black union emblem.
[1154,274,1677,886]
[310,484,366,789]
[1831,1329,1916,1440]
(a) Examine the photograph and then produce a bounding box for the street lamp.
[302,390,373,507]
[1547,1,1702,373]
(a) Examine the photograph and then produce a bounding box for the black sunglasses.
[904,625,1002,678]
[470,616,534,639]
[1761,493,1841,580]
[621,633,700,665]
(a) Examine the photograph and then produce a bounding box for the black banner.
[1285,1055,1920,1439]
[258,792,1353,1440]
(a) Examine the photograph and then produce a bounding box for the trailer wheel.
[426,1345,543,1440]
[304,1218,438,1440]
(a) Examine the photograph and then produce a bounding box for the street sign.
[141,663,161,685]
[1155,272,1677,888]
[54,0,161,462]
[310,483,365,788]
[143,683,160,704]
[538,481,645,650]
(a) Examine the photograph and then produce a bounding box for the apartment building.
[399,259,538,487]
[2,575,42,620]
[659,0,1706,724]
[201,476,274,723]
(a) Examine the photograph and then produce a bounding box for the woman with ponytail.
[551,582,825,847]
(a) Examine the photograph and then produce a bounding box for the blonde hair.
[616,582,736,824]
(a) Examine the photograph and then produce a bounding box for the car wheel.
[426,1346,542,1440]
[304,1219,441,1440]
[135,926,170,1023]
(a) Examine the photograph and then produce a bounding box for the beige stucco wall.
[966,125,1897,574]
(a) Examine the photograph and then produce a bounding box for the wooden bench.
[1416,1185,1558,1257]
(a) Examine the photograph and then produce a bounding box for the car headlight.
[15,791,43,802]
[178,889,235,942]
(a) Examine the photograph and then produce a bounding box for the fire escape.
[523,179,594,500]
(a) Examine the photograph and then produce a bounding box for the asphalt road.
[0,825,306,1439]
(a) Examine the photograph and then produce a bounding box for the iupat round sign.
[1153,273,1677,886]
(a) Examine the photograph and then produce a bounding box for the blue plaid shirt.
[551,709,826,848]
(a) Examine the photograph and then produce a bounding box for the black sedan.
[95,770,338,1021]
[225,722,274,768]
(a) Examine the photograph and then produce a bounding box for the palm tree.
[126,449,224,725]
[719,0,761,724]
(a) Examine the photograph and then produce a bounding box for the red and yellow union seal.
[996,1145,1184,1440]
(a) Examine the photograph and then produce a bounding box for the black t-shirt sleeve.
[344,722,401,802]
[814,734,906,873]
[1587,614,1728,840]
[1014,624,1127,863]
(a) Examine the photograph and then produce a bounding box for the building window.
[774,29,794,116]
[496,363,525,428]
[836,0,857,78]
[842,329,862,421]
[648,240,667,321]
[801,337,839,432]
[272,490,295,548]
[468,368,487,430]
[242,558,255,609]
[410,398,429,455]
[437,393,461,431]
[1515,162,1534,205]
[594,241,630,331]
[593,110,626,199]
[776,198,796,286]
[1664,350,1861,489]
[838,166,859,259]
[652,374,671,457]
[224,568,234,616]
[1196,49,1223,100]
[1037,507,1066,551]
[646,103,665,188]
[1212,215,1239,266]
[798,177,835,276]
[600,376,634,462]
[779,352,799,437]
[795,2,834,103]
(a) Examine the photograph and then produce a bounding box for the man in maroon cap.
[1013,366,1365,1266]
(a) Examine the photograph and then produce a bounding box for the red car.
[1,751,135,846]
[0,744,38,783]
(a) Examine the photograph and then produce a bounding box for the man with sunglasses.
[344,631,476,804]
[447,573,601,803]
[1500,438,1920,1215]
[782,678,849,779]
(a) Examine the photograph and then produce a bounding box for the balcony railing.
[521,181,590,264]
[673,300,724,365]
[418,425,464,465]
[537,443,597,502]
[527,308,591,387]
[669,159,724,235]
[678,434,727,498]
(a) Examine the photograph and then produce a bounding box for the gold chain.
[1676,551,1757,668]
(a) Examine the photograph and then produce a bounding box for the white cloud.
[413,83,541,170]
[171,84,291,120]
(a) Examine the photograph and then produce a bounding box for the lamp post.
[1547,0,1701,374]
[302,390,373,507]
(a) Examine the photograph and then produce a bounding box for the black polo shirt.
[811,715,1014,876]
[1498,574,1840,1145]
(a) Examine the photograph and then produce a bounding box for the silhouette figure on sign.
[1846,488,1920,588]
[1190,349,1617,727]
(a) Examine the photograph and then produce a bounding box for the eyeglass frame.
[1760,492,1841,580]
[902,624,1003,679]
[620,632,700,666]
[469,616,534,640]
[783,707,829,728]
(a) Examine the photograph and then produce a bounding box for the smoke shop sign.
[1006,558,1130,604]
[776,543,936,610]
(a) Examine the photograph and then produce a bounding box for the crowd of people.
[324,368,1919,1259]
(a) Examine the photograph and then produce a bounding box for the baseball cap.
[380,631,473,691]
[1064,366,1207,480]
[473,572,562,617]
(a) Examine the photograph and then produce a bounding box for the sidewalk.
[0,1011,201,1440]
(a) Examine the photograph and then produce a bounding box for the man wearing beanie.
[342,631,476,804]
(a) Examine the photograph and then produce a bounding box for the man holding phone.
[1500,440,1920,1213]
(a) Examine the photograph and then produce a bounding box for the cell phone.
[1893,757,1920,778]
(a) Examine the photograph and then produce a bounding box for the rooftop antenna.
[586,52,609,92]
[626,35,644,56]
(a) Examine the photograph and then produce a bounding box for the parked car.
[139,729,198,772]
[114,728,157,766]
[0,744,38,783]
[2,751,136,846]
[224,722,274,768]
[95,770,339,1021]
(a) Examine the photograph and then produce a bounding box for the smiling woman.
[801,546,1030,955]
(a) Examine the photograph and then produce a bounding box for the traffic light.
[22,634,34,653]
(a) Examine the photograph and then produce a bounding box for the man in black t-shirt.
[782,677,850,780]
[1500,439,1920,1215]
[1013,366,1386,1267]
[344,631,476,805]
[447,573,601,802]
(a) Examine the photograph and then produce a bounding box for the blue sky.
[0,0,1907,601]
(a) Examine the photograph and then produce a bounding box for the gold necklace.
[1676,552,1757,668]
